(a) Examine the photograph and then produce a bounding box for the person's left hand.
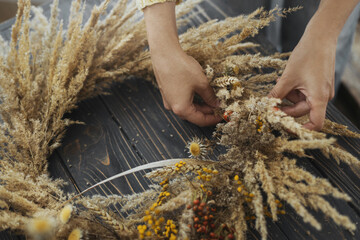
[268,30,336,131]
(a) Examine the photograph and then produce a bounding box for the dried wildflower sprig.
[186,137,211,159]
[208,71,359,238]
[82,201,135,238]
[0,0,359,239]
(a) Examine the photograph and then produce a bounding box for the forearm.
[143,2,182,58]
[305,0,360,43]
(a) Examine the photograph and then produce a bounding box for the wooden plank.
[54,96,156,220]
[1,1,360,240]
[100,79,215,161]
[0,231,24,240]
[321,104,360,208]
[48,152,80,194]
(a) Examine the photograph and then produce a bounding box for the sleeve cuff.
[136,0,181,11]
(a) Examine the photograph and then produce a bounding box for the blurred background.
[0,0,46,22]
[0,0,359,128]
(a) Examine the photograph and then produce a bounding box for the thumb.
[268,78,293,100]
[196,83,220,108]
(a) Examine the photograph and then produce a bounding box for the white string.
[77,158,188,196]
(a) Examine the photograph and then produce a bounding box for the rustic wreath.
[0,0,359,239]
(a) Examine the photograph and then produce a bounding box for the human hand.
[143,2,221,127]
[268,28,336,131]
[151,48,222,127]
[267,0,360,131]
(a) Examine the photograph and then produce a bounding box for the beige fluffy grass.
[0,0,359,239]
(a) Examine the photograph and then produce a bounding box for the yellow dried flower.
[186,137,207,159]
[60,204,73,224]
[137,225,147,234]
[255,116,264,132]
[190,143,200,156]
[68,228,82,240]
[28,217,54,236]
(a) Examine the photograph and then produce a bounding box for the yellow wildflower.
[186,137,207,159]
[59,204,73,224]
[68,228,82,240]
[27,217,54,236]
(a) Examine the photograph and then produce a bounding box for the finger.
[184,105,222,127]
[285,89,306,103]
[268,77,294,99]
[195,82,220,108]
[330,76,335,100]
[153,68,171,110]
[194,103,215,114]
[163,97,171,110]
[161,93,171,110]
[158,88,171,110]
[281,100,310,118]
[303,101,327,131]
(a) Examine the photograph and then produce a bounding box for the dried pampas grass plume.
[0,0,359,239]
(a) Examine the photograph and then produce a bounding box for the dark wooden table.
[1,0,360,239]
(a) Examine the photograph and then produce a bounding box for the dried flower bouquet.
[0,0,359,239]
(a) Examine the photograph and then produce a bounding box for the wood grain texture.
[1,0,360,240]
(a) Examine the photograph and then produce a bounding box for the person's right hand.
[144,2,221,127]
[151,47,222,127]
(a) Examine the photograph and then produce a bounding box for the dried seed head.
[68,228,83,240]
[59,204,73,224]
[27,217,55,237]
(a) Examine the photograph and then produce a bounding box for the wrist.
[303,13,339,46]
[144,2,182,57]
[303,0,359,45]
[148,35,182,56]
[150,44,185,64]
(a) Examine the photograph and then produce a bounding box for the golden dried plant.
[0,0,359,240]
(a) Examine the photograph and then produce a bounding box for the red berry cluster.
[187,199,235,240]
